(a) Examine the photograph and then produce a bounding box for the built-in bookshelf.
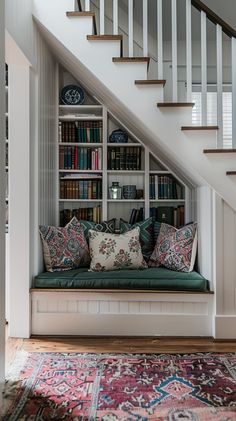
[58,71,188,228]
[58,69,104,224]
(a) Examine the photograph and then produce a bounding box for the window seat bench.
[31,268,214,337]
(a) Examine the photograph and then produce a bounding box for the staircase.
[33,0,236,211]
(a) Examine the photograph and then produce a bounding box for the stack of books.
[59,146,102,170]
[128,208,144,224]
[108,147,142,170]
[150,205,185,227]
[60,206,102,226]
[149,174,184,200]
[60,173,102,200]
[59,120,102,143]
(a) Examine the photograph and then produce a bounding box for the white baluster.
[128,0,134,57]
[157,0,163,79]
[172,0,178,102]
[85,0,90,11]
[113,0,118,35]
[216,25,223,148]
[143,0,148,56]
[100,0,105,35]
[232,37,236,148]
[186,0,192,102]
[201,11,207,125]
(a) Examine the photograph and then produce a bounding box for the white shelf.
[59,199,102,203]
[59,142,103,147]
[149,170,170,174]
[107,170,145,174]
[150,199,185,203]
[59,105,102,111]
[107,143,142,147]
[59,116,102,121]
[107,199,145,203]
[59,170,102,173]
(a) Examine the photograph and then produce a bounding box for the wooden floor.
[6,333,236,369]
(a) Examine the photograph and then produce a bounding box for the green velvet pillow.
[80,219,116,244]
[120,217,154,261]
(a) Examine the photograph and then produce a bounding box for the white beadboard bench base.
[30,289,214,337]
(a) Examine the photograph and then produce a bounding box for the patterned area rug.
[2,352,236,420]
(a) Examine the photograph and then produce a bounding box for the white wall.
[0,0,5,394]
[5,3,57,337]
[33,29,57,276]
[213,193,236,338]
[197,186,213,288]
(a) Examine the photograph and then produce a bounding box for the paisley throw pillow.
[88,227,147,272]
[148,222,197,272]
[39,216,90,272]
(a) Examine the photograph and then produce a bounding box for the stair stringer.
[33,0,236,211]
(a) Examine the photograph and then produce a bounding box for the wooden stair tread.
[66,11,95,17]
[182,126,219,131]
[226,171,236,175]
[204,149,236,154]
[135,79,166,86]
[87,35,122,41]
[158,102,195,108]
[66,11,97,35]
[113,57,150,64]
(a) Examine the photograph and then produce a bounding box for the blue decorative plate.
[109,129,128,143]
[60,85,85,105]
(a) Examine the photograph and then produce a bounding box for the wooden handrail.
[191,0,236,39]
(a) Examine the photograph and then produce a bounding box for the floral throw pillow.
[39,216,90,272]
[148,223,198,272]
[88,227,148,272]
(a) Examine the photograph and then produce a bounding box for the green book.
[156,206,174,225]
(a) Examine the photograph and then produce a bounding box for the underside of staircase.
[32,0,236,211]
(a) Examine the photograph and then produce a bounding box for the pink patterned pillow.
[148,223,197,272]
[39,217,90,272]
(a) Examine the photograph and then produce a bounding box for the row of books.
[60,178,102,200]
[59,146,102,170]
[150,175,184,200]
[150,206,185,227]
[59,121,103,143]
[60,206,102,226]
[129,208,144,224]
[108,147,142,171]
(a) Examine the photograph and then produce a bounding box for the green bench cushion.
[34,267,209,292]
